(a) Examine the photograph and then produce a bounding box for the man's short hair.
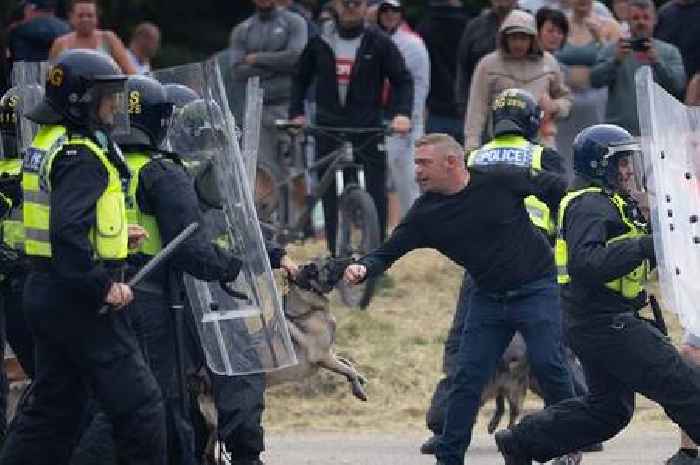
[415,133,465,165]
[70,0,97,11]
[628,0,654,11]
[132,22,160,40]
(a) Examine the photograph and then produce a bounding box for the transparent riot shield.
[10,61,47,154]
[636,67,700,335]
[242,76,264,186]
[154,59,296,375]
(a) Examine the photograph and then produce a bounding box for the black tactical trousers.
[0,272,35,440]
[71,284,196,465]
[512,312,700,462]
[209,371,266,462]
[0,271,167,465]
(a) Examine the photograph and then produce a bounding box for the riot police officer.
[495,124,700,464]
[70,75,245,465]
[168,93,296,465]
[0,49,167,465]
[0,87,40,441]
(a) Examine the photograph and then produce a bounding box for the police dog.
[482,333,530,434]
[192,259,368,463]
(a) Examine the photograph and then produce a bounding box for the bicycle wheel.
[335,187,381,309]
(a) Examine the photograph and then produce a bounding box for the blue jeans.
[435,274,575,465]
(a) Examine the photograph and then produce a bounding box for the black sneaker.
[580,442,603,453]
[666,450,700,465]
[495,429,532,465]
[420,434,440,455]
[551,451,582,465]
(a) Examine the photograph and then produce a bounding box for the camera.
[629,37,650,52]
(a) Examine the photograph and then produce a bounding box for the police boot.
[229,458,263,465]
[550,451,582,465]
[666,450,700,465]
[420,434,440,455]
[495,429,532,465]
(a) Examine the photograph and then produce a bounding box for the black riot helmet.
[0,88,20,159]
[27,49,128,131]
[491,88,542,141]
[114,75,173,148]
[572,124,642,191]
[164,84,199,108]
[168,98,226,157]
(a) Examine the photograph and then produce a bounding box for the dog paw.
[352,383,368,401]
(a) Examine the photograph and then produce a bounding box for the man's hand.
[244,54,257,65]
[343,264,367,285]
[615,38,632,63]
[105,282,133,309]
[644,41,659,64]
[128,224,149,250]
[280,255,300,278]
[538,93,559,119]
[391,115,411,135]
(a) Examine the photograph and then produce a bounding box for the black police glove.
[638,235,655,261]
[222,255,242,282]
[0,174,22,209]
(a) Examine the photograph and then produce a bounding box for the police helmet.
[492,88,542,140]
[0,88,20,158]
[1,85,44,158]
[169,98,226,157]
[164,84,199,108]
[572,124,641,189]
[27,49,127,128]
[114,75,173,148]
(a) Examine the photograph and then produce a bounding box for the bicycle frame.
[261,125,387,243]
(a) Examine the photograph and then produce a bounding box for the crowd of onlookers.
[3,0,700,223]
[3,0,160,81]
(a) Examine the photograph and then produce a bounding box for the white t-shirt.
[333,33,363,106]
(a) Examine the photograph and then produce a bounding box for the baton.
[649,294,669,337]
[98,222,200,315]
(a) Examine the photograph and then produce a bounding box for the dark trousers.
[71,284,196,465]
[513,311,700,462]
[209,371,266,462]
[426,272,472,434]
[0,272,35,439]
[435,274,575,465]
[0,271,167,465]
[425,113,465,146]
[427,274,590,437]
[316,132,387,254]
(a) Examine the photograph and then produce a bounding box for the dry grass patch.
[264,240,685,434]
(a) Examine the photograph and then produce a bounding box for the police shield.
[154,59,296,375]
[242,76,264,186]
[10,61,48,155]
[636,67,700,335]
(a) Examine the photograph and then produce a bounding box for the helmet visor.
[605,141,646,193]
[88,77,130,136]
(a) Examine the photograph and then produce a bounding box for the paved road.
[263,428,676,465]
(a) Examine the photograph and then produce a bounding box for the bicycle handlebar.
[274,120,391,136]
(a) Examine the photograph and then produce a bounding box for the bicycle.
[254,121,389,309]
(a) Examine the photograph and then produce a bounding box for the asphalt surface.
[263,428,677,465]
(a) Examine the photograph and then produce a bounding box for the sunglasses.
[340,0,365,8]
